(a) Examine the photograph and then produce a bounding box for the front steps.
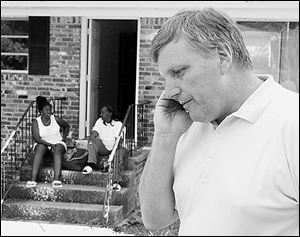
[20,166,135,187]
[2,150,149,226]
[2,199,123,225]
[7,182,128,205]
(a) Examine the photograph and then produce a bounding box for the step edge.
[3,199,123,211]
[13,182,129,193]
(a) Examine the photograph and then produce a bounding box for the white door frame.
[79,17,88,139]
[79,16,140,140]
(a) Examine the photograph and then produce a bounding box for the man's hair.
[151,7,253,70]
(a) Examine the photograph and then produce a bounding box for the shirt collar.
[210,120,219,129]
[230,75,280,124]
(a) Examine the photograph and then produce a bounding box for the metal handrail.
[1,131,16,156]
[103,101,150,225]
[1,101,34,155]
[110,101,150,165]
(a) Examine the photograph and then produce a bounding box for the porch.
[1,97,150,226]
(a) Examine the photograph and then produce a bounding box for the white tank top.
[36,115,63,144]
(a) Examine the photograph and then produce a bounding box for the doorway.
[86,19,138,135]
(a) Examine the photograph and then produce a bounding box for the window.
[1,19,29,73]
[279,22,299,93]
[1,17,50,75]
[238,21,299,93]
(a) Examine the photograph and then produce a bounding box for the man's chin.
[188,112,209,123]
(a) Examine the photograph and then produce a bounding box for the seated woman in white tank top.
[26,96,70,188]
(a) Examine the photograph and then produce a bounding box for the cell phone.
[169,98,189,114]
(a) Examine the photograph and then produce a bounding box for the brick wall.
[138,17,168,145]
[2,16,169,148]
[1,17,81,147]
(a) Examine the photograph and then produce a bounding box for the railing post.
[141,104,144,147]
[13,133,16,181]
[52,99,54,116]
[59,99,61,117]
[35,102,38,117]
[144,103,147,147]
[21,121,23,162]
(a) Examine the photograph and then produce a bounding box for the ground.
[1,206,180,236]
[112,207,180,236]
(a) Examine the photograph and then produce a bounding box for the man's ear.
[217,43,232,75]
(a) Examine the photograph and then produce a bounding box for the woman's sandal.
[26,180,37,188]
[112,182,121,191]
[52,180,62,188]
[82,165,93,175]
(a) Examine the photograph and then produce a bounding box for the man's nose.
[165,81,182,101]
[165,78,180,91]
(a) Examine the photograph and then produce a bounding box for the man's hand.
[154,89,193,137]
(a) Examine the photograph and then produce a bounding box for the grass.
[113,207,180,236]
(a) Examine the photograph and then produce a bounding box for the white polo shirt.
[92,118,122,150]
[173,76,299,236]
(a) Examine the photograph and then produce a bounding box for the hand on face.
[154,89,193,136]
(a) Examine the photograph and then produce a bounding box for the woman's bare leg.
[52,144,65,180]
[31,144,48,181]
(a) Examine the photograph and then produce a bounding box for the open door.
[85,19,137,137]
[86,19,101,135]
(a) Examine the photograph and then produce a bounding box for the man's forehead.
[157,40,194,74]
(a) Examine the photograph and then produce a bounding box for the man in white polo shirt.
[139,8,299,236]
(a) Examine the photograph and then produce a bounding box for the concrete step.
[2,199,123,225]
[20,165,135,187]
[7,182,131,216]
[7,181,128,205]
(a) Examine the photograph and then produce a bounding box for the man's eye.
[173,69,185,78]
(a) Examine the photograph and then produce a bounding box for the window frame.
[1,17,29,74]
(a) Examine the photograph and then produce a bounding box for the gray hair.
[151,8,253,70]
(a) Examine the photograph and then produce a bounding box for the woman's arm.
[88,118,101,141]
[55,116,70,142]
[32,120,55,147]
